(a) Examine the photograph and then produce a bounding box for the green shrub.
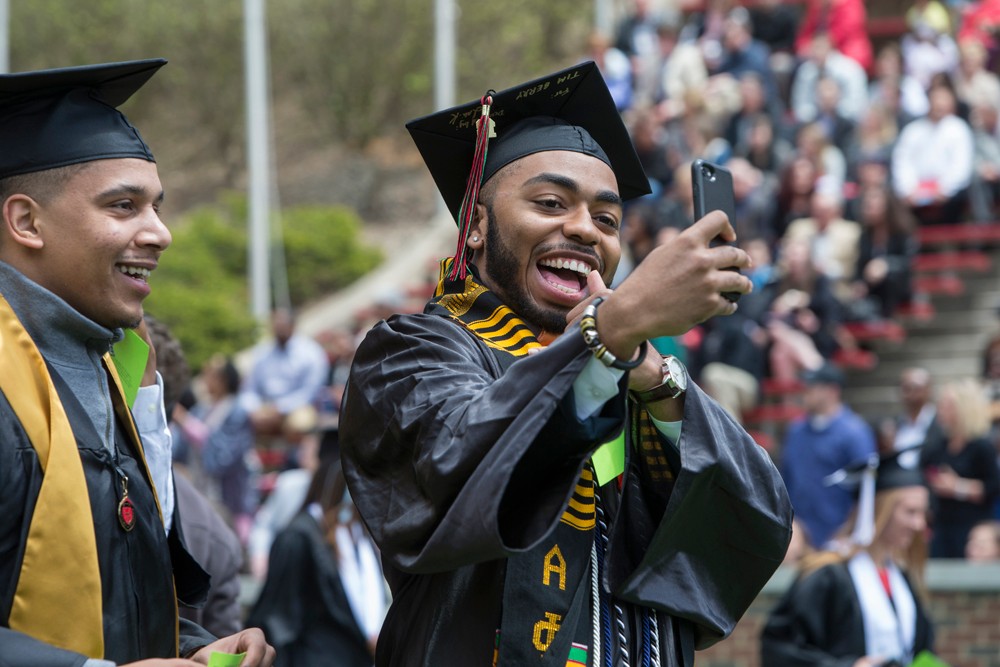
[146,195,381,369]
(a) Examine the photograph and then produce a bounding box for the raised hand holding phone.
[691,159,741,303]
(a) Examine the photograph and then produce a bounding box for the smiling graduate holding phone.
[339,61,792,667]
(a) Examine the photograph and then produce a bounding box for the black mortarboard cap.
[406,61,651,223]
[0,59,166,179]
[825,446,926,545]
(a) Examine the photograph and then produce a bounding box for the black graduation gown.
[760,562,935,667]
[340,312,793,667]
[0,368,215,665]
[247,511,374,667]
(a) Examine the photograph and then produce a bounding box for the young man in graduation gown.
[340,62,794,667]
[0,60,274,666]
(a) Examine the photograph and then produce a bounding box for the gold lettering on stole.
[532,612,562,652]
[542,545,567,590]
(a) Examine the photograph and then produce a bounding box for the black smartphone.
[691,159,740,303]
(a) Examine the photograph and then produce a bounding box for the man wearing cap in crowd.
[0,60,274,665]
[780,361,878,550]
[340,61,793,667]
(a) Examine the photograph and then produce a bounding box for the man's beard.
[482,205,570,334]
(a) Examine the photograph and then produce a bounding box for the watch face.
[665,356,688,391]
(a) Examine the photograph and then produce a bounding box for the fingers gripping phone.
[691,159,741,303]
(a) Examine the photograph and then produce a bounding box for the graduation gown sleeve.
[609,383,793,649]
[341,314,625,573]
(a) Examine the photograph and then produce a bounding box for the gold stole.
[0,294,175,657]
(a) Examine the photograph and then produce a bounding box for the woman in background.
[761,448,936,667]
[921,379,1000,558]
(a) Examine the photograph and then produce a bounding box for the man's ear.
[2,195,45,250]
[467,202,487,251]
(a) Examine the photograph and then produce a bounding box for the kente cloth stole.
[0,294,176,658]
[429,261,675,666]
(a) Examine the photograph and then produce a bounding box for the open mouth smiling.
[116,264,152,282]
[537,256,594,295]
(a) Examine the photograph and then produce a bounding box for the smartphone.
[691,159,740,303]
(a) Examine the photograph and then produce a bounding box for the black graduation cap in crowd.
[406,61,650,280]
[0,59,166,179]
[825,446,926,546]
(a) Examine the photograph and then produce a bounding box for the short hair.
[0,163,90,206]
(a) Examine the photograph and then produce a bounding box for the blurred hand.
[188,628,275,666]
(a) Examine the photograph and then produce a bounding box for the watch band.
[631,356,686,403]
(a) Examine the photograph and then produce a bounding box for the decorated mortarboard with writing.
[0,59,166,180]
[406,61,650,280]
[825,446,926,545]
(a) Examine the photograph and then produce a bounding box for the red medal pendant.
[118,476,136,532]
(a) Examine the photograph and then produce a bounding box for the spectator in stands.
[586,31,633,113]
[844,105,899,190]
[893,367,943,453]
[773,156,819,241]
[968,88,1000,223]
[981,333,1000,447]
[779,362,878,550]
[953,37,1000,118]
[901,18,960,92]
[762,237,844,383]
[891,79,974,225]
[728,157,779,242]
[733,112,793,179]
[241,307,330,450]
[653,18,708,124]
[783,181,862,302]
[868,42,928,121]
[174,354,257,544]
[745,0,800,107]
[848,185,918,320]
[966,520,1000,561]
[795,121,848,194]
[614,0,664,108]
[629,107,673,197]
[762,448,937,666]
[715,7,777,101]
[907,0,952,36]
[794,0,873,72]
[726,71,787,159]
[791,32,869,126]
[810,76,857,156]
[921,379,1000,557]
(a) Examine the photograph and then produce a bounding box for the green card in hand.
[207,651,246,667]
[111,328,149,408]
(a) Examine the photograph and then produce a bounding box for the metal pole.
[433,0,456,218]
[0,0,10,74]
[243,0,271,325]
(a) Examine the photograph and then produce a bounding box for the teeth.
[118,265,151,279]
[539,258,591,276]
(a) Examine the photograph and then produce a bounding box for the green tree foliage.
[9,0,593,164]
[145,195,382,369]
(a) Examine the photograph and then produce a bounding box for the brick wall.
[696,563,1000,667]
